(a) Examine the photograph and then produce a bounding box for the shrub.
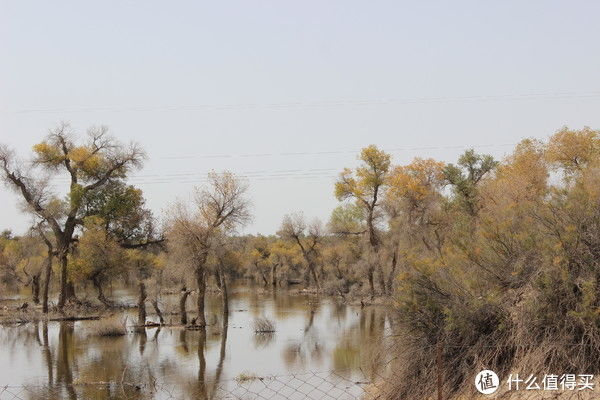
[253,317,275,333]
[88,315,127,337]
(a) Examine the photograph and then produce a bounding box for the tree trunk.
[334,263,343,280]
[152,299,165,325]
[32,272,41,304]
[57,250,69,308]
[65,281,76,302]
[308,262,320,291]
[137,282,147,326]
[180,286,190,325]
[367,210,379,248]
[220,264,229,317]
[386,250,398,294]
[377,261,387,295]
[42,249,52,313]
[259,268,269,287]
[368,267,375,299]
[195,267,207,327]
[92,276,111,307]
[366,207,382,298]
[271,263,278,289]
[214,268,222,289]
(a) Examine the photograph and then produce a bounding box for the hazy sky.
[1,1,600,235]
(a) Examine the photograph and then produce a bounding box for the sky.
[1,1,600,235]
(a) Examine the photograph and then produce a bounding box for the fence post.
[437,341,443,400]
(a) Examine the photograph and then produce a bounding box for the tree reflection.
[2,291,397,400]
[42,322,53,386]
[196,327,207,400]
[137,328,147,355]
[211,313,229,399]
[178,329,189,355]
[56,322,77,400]
[331,306,390,380]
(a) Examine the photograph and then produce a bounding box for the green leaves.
[443,149,498,215]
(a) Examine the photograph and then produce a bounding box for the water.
[0,288,393,399]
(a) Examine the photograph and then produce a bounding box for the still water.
[0,288,393,399]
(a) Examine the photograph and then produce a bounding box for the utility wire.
[44,142,517,186]
[159,143,516,160]
[3,90,600,115]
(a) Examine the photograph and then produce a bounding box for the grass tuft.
[87,315,127,337]
[252,317,275,333]
[235,372,261,383]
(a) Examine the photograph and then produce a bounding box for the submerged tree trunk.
[307,261,320,291]
[57,240,78,308]
[32,272,41,304]
[137,282,147,326]
[271,263,278,289]
[366,207,382,298]
[42,249,52,313]
[57,250,69,308]
[92,275,111,307]
[152,299,165,325]
[220,263,229,317]
[65,281,76,302]
[180,286,190,325]
[368,266,375,299]
[39,232,54,314]
[259,268,269,287]
[195,267,207,326]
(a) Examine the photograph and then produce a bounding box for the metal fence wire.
[0,368,393,400]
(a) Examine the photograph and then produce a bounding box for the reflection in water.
[178,329,189,355]
[253,331,275,349]
[0,288,396,400]
[213,313,228,391]
[138,328,147,356]
[56,323,77,400]
[197,327,207,400]
[42,321,53,387]
[332,306,391,381]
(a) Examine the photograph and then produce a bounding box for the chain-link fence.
[0,368,393,400]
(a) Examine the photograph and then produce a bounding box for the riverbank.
[0,284,393,325]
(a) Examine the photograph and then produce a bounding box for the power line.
[44,142,517,187]
[159,143,517,160]
[3,90,600,115]
[45,142,517,186]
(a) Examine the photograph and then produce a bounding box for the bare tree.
[0,124,145,308]
[278,213,323,290]
[167,171,251,326]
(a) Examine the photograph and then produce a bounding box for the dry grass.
[235,372,261,383]
[253,317,275,333]
[87,315,127,337]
